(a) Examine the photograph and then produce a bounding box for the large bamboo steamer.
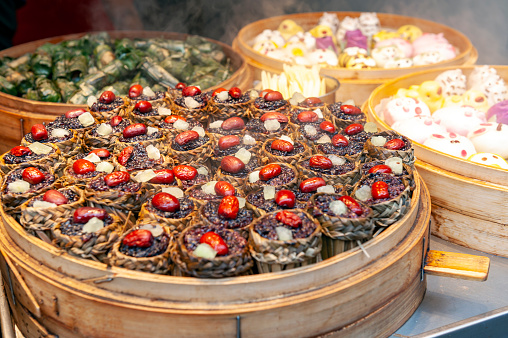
[0,175,431,338]
[233,12,478,105]
[364,65,508,257]
[0,31,252,154]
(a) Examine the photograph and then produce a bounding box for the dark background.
[9,0,508,65]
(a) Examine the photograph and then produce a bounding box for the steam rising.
[102,0,507,65]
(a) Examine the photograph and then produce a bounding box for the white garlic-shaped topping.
[82,217,105,233]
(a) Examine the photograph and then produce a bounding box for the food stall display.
[0,11,493,337]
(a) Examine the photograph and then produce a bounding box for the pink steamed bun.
[392,115,447,144]
[432,106,486,136]
[467,122,508,158]
[382,97,431,126]
[423,132,476,159]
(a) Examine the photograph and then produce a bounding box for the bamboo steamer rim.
[0,180,430,315]
[236,11,473,80]
[0,30,249,116]
[364,64,508,186]
[0,170,424,305]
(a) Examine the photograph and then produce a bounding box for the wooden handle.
[424,250,490,281]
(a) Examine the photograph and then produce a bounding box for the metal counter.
[393,236,508,337]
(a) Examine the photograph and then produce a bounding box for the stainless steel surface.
[413,306,508,338]
[393,236,508,337]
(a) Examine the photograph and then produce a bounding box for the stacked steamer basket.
[0,31,252,154]
[0,83,434,337]
[365,65,508,257]
[233,12,477,105]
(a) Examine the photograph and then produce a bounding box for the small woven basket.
[186,183,244,209]
[167,133,213,166]
[167,88,181,100]
[170,100,210,125]
[1,166,61,215]
[351,176,412,228]
[138,199,196,235]
[114,134,167,153]
[214,159,259,189]
[312,142,366,164]
[364,130,415,165]
[19,185,85,232]
[61,164,105,188]
[244,162,299,194]
[209,137,261,172]
[172,224,253,278]
[207,129,247,147]
[244,123,294,143]
[83,129,121,151]
[290,103,329,117]
[208,99,253,120]
[297,156,362,186]
[51,213,122,262]
[0,143,63,175]
[90,103,128,123]
[249,209,322,273]
[329,109,367,130]
[197,201,253,240]
[129,92,171,109]
[108,224,175,275]
[249,102,290,120]
[260,139,312,167]
[308,193,375,259]
[128,107,170,126]
[22,130,82,159]
[84,179,146,224]
[112,153,174,174]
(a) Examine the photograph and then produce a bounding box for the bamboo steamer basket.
[0,173,431,338]
[0,31,253,154]
[364,65,508,257]
[233,12,478,105]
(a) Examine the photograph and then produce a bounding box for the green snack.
[118,51,143,71]
[114,38,135,56]
[102,59,128,80]
[94,44,116,69]
[68,54,89,82]
[3,68,34,94]
[82,71,110,89]
[55,78,79,102]
[146,43,171,61]
[68,92,88,105]
[7,54,31,71]
[35,77,61,102]
[0,33,234,102]
[140,57,179,88]
[30,46,52,77]
[0,76,17,96]
[153,38,185,53]
[78,82,97,97]
[25,88,40,101]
